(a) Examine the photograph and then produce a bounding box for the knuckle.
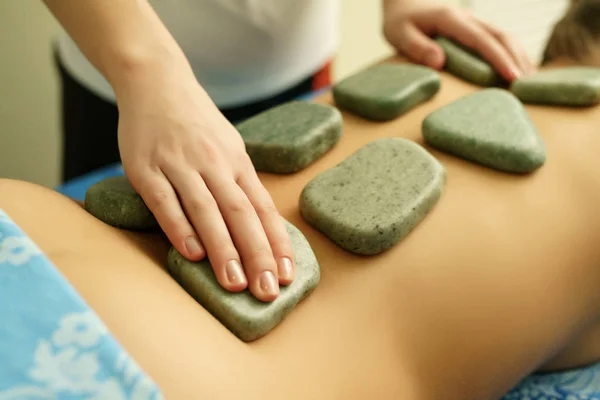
[254,199,279,219]
[438,5,459,21]
[222,198,253,216]
[188,195,215,215]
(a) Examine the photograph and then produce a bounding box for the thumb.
[389,23,445,69]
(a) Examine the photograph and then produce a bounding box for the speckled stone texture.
[167,220,320,342]
[436,37,503,87]
[422,88,546,173]
[332,63,441,121]
[299,138,446,256]
[510,67,600,106]
[84,176,158,230]
[236,101,343,173]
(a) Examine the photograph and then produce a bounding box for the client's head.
[542,0,600,66]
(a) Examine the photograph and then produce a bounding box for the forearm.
[42,0,194,99]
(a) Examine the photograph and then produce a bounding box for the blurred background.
[0,0,569,188]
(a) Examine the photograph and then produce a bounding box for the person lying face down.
[3,53,600,400]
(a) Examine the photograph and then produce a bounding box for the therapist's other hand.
[117,68,294,302]
[383,0,535,82]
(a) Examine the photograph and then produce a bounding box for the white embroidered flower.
[52,311,108,349]
[0,235,41,266]
[29,340,101,394]
[88,380,127,400]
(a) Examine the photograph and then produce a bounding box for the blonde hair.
[542,0,600,65]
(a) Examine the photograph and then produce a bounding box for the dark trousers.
[55,53,332,183]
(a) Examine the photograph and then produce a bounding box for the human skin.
[40,0,531,302]
[3,56,600,399]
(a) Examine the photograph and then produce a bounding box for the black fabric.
[55,52,315,183]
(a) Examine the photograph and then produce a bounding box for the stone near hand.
[236,101,343,174]
[300,138,446,256]
[436,37,504,87]
[332,63,441,121]
[167,220,320,342]
[422,88,546,173]
[510,67,600,107]
[84,176,158,230]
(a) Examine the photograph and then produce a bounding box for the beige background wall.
[0,0,562,188]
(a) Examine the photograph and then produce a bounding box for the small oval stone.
[436,37,504,87]
[84,176,158,230]
[510,67,600,106]
[332,63,441,121]
[167,220,321,342]
[236,101,343,174]
[300,138,446,255]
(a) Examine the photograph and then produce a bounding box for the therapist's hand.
[382,0,535,81]
[117,67,294,302]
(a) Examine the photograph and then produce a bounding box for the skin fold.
[3,56,600,399]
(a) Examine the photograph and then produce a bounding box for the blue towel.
[0,209,163,399]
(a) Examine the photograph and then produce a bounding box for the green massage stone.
[84,176,159,230]
[510,67,600,106]
[299,138,446,256]
[236,101,343,174]
[436,37,503,87]
[422,88,546,173]
[332,63,441,121]
[167,220,321,342]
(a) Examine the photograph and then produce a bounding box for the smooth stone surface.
[300,138,446,256]
[332,63,441,121]
[84,176,158,230]
[510,67,600,106]
[167,220,320,342]
[236,101,343,173]
[422,88,546,173]
[436,37,503,87]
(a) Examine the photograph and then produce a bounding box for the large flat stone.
[422,88,546,173]
[167,220,320,342]
[332,63,441,121]
[510,67,600,106]
[236,101,343,174]
[84,176,158,230]
[300,138,446,255]
[436,37,503,87]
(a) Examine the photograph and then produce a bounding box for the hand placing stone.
[422,88,546,173]
[510,67,600,107]
[236,101,343,174]
[167,220,320,342]
[436,37,504,87]
[84,176,158,230]
[332,63,441,121]
[300,138,446,256]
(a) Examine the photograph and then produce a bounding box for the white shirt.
[56,0,339,108]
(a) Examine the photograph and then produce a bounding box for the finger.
[388,22,446,69]
[435,8,521,81]
[132,169,206,261]
[238,168,295,285]
[162,164,250,294]
[477,19,535,75]
[203,170,280,302]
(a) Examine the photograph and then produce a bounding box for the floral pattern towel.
[0,209,163,400]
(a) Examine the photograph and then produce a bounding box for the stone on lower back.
[510,67,600,106]
[422,88,546,173]
[332,63,441,121]
[167,220,320,342]
[436,37,504,87]
[84,176,158,230]
[236,101,343,174]
[300,138,446,256]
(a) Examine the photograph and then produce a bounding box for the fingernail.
[226,260,247,285]
[510,66,522,80]
[259,271,279,297]
[185,236,204,257]
[278,257,294,282]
